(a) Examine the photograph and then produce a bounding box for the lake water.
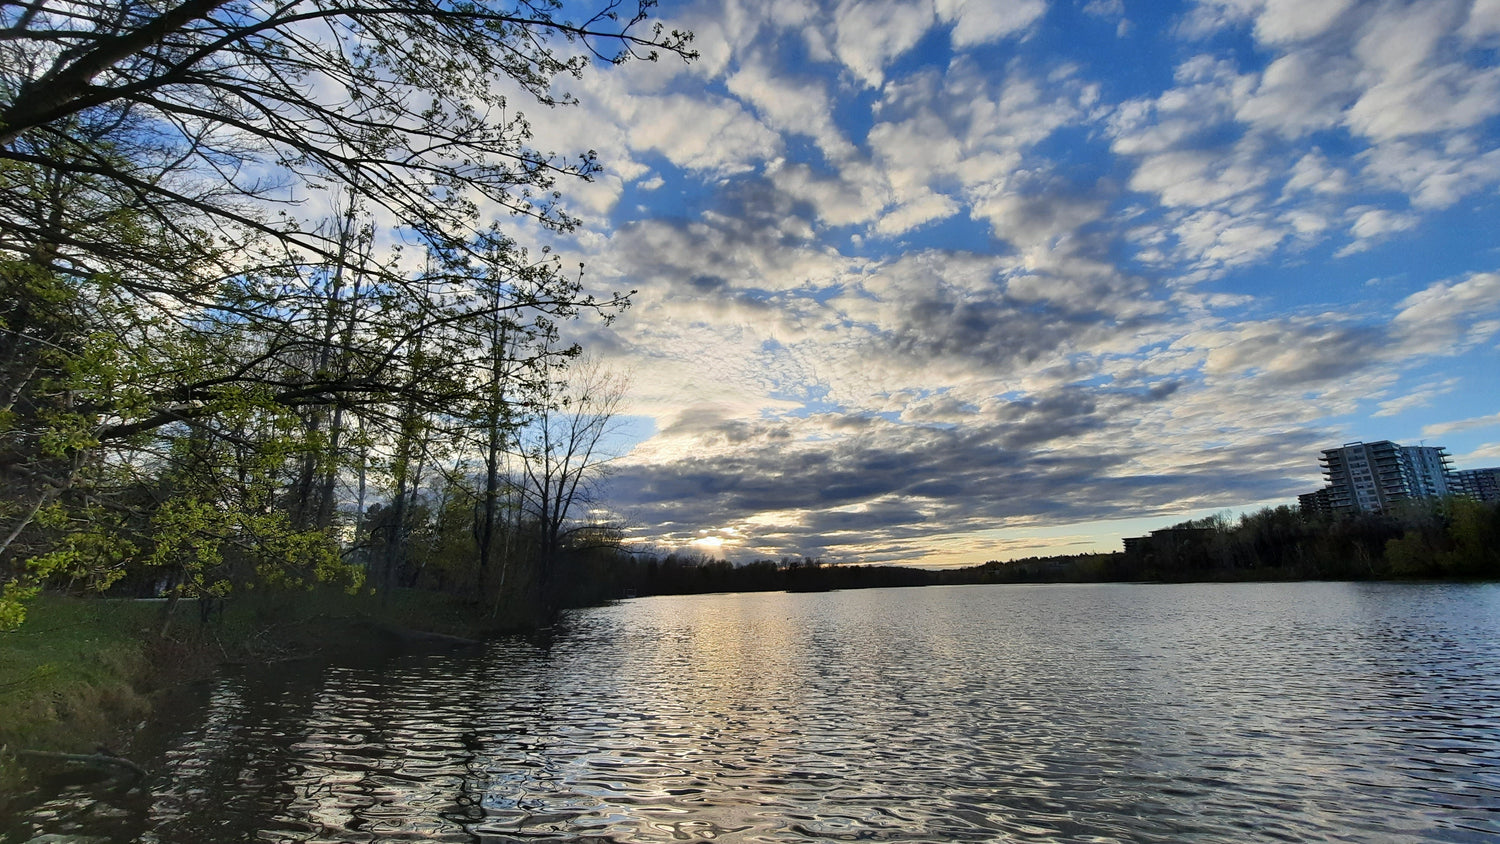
[9,582,1500,842]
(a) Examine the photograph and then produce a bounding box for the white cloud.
[832,0,937,88]
[970,189,1108,254]
[1361,139,1500,209]
[1424,411,1500,437]
[1251,0,1354,44]
[1177,0,1258,40]
[770,159,891,227]
[1392,271,1500,355]
[1283,150,1350,195]
[661,0,774,79]
[874,191,961,234]
[1128,148,1270,208]
[1453,442,1500,463]
[1176,209,1288,269]
[623,93,782,173]
[567,172,627,218]
[1374,392,1433,418]
[1110,0,1500,281]
[1235,49,1356,137]
[1082,0,1124,19]
[1352,1,1456,77]
[1279,209,1329,240]
[1462,0,1500,40]
[764,0,820,29]
[1347,64,1500,142]
[1333,206,1419,257]
[753,53,1091,240]
[866,59,1087,237]
[935,0,1047,47]
[726,61,856,161]
[1109,56,1250,156]
[1340,1,1500,141]
[1348,207,1417,239]
[1181,0,1351,44]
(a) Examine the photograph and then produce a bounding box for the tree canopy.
[0,0,693,627]
[1,0,693,271]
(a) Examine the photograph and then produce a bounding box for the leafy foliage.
[961,499,1500,584]
[0,1,694,628]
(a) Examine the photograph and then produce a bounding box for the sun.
[690,536,725,551]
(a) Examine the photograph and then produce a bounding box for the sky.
[513,0,1500,567]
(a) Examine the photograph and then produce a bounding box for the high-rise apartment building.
[1451,467,1500,502]
[1401,445,1455,499]
[1297,487,1333,517]
[1316,440,1453,515]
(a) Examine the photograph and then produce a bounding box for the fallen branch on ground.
[17,748,149,780]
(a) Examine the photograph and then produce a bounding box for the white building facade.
[1316,441,1454,515]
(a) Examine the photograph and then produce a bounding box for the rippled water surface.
[12,582,1500,842]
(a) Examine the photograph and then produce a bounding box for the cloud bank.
[517,0,1500,565]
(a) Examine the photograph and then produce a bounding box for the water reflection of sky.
[21,583,1498,842]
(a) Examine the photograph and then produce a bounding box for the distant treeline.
[43,495,1500,627]
[1073,496,1500,583]
[552,497,1500,603]
[547,553,939,605]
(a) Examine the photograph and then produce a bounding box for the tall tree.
[0,0,691,625]
[518,355,627,606]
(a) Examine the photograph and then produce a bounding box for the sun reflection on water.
[14,583,1498,843]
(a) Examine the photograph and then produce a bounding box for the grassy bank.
[0,588,508,798]
[0,597,158,795]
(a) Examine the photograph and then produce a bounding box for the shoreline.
[4,570,1496,804]
[0,590,511,804]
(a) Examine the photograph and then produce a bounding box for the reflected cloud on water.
[12,583,1500,842]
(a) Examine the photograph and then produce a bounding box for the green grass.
[0,596,159,794]
[0,584,519,793]
[0,586,514,796]
[196,585,511,648]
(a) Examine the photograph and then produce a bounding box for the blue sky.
[517,0,1500,566]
